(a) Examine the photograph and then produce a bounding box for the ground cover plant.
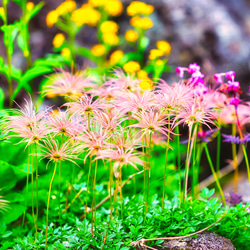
[0,1,250,250]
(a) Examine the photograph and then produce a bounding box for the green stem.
[22,145,31,229]
[183,124,197,205]
[45,162,58,250]
[204,144,226,206]
[232,123,238,193]
[216,128,221,177]
[34,143,38,243]
[119,166,123,219]
[191,127,198,199]
[162,115,171,210]
[93,159,98,229]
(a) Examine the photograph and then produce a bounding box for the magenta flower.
[176,67,186,78]
[214,73,225,84]
[188,63,200,74]
[225,71,235,81]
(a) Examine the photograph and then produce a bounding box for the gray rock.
[157,232,235,250]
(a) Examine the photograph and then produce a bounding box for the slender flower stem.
[216,128,221,177]
[45,162,58,250]
[232,123,238,193]
[174,124,182,201]
[162,115,171,210]
[119,166,123,219]
[191,129,198,199]
[34,143,39,243]
[22,145,31,229]
[145,133,152,220]
[93,159,98,229]
[204,144,226,206]
[183,124,197,205]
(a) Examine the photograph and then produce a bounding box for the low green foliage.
[0,190,249,249]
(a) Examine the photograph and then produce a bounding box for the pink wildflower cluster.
[5,64,250,176]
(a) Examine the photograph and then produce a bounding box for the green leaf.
[11,66,54,101]
[16,33,27,53]
[75,46,97,63]
[138,36,150,52]
[11,0,22,7]
[120,52,142,64]
[1,24,19,55]
[0,161,17,192]
[0,88,5,109]
[1,203,26,224]
[26,2,44,21]
[33,54,66,68]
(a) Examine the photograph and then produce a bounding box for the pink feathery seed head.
[176,66,187,78]
[97,146,143,178]
[188,63,200,74]
[43,68,96,98]
[78,126,111,162]
[104,69,141,93]
[117,90,158,113]
[95,107,127,132]
[173,101,216,130]
[156,80,194,112]
[131,108,172,138]
[193,82,208,96]
[64,94,106,116]
[111,127,142,151]
[7,98,51,145]
[11,121,51,148]
[40,137,79,166]
[47,109,86,137]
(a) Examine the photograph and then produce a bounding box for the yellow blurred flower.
[100,21,119,33]
[148,49,164,60]
[103,33,119,46]
[123,61,140,74]
[26,2,34,11]
[104,0,123,16]
[56,1,77,15]
[53,33,65,48]
[137,70,148,79]
[61,48,71,58]
[71,5,100,26]
[130,16,153,30]
[155,59,164,65]
[156,40,171,55]
[127,1,154,16]
[46,10,59,27]
[143,4,154,15]
[110,50,124,64]
[88,0,104,7]
[91,44,106,56]
[139,78,152,90]
[125,30,138,42]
